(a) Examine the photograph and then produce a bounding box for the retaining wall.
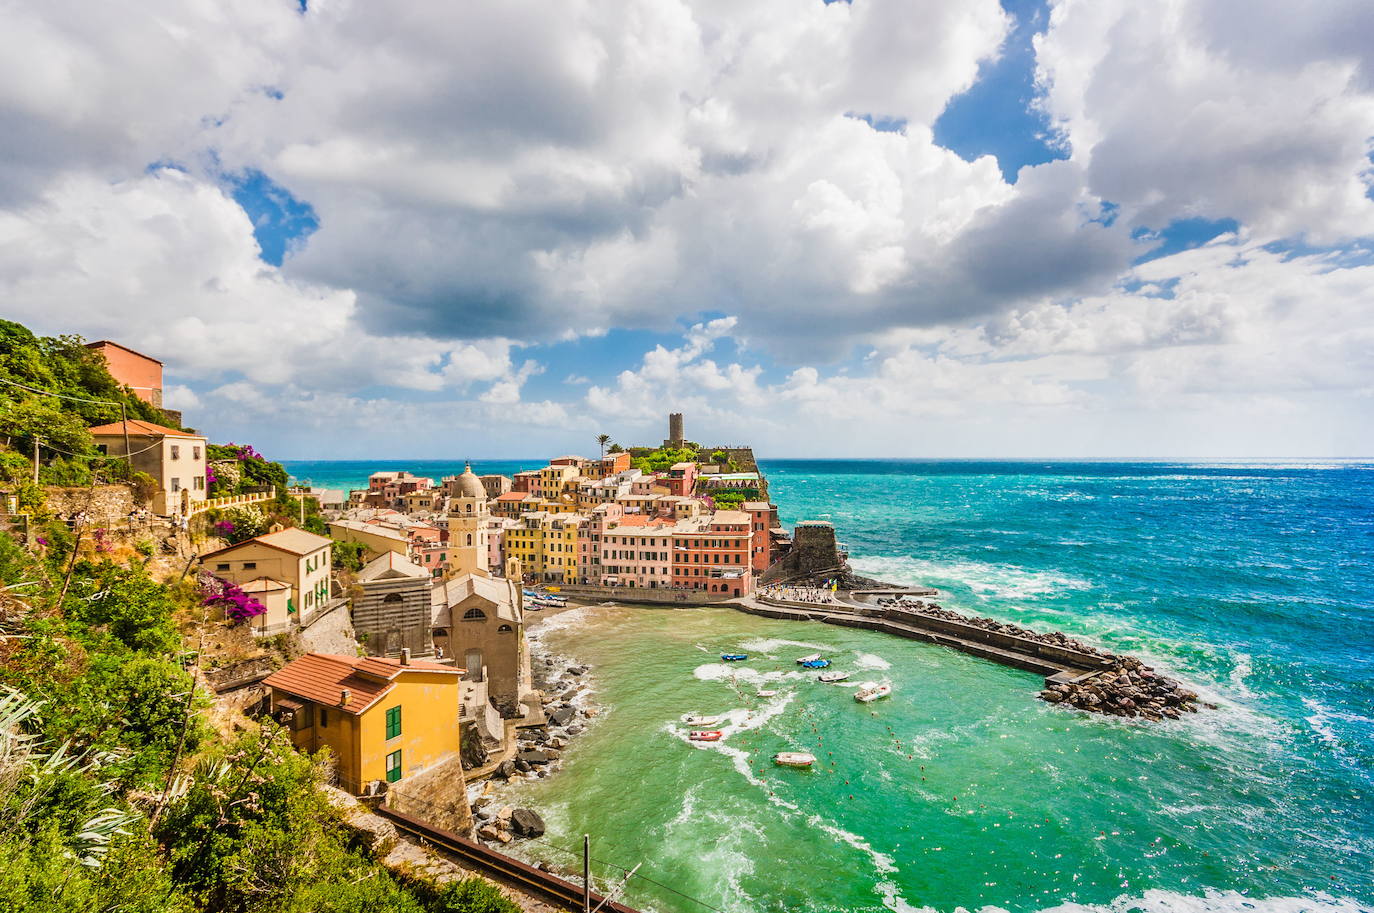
[553,583,734,606]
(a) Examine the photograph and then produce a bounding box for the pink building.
[600,515,674,588]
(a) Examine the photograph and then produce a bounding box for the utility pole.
[32,436,39,483]
[119,403,131,473]
[583,834,590,913]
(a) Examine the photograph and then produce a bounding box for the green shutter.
[386,749,402,783]
[385,705,401,740]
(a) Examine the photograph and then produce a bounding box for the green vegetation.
[0,531,523,913]
[709,489,750,508]
[629,445,699,473]
[332,539,367,572]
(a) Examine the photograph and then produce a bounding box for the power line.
[0,375,129,408]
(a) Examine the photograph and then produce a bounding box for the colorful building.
[202,527,335,621]
[264,652,464,793]
[671,511,753,596]
[87,419,207,516]
[85,340,164,407]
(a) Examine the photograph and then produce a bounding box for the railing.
[188,486,277,518]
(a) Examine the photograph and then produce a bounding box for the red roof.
[263,652,462,715]
[85,339,163,365]
[87,419,199,438]
[496,491,531,501]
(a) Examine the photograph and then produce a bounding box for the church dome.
[457,462,486,499]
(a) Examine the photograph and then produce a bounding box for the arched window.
[466,534,473,546]
[383,593,403,604]
[432,627,448,639]
[497,624,513,633]
[466,503,473,514]
[462,607,486,621]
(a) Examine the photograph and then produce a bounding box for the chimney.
[400,648,411,666]
[339,688,351,708]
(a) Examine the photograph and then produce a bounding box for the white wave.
[693,663,808,684]
[1023,888,1373,913]
[848,554,1092,600]
[1228,653,1257,699]
[854,652,892,670]
[736,636,835,656]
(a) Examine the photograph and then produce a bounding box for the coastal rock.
[549,707,575,727]
[495,760,517,780]
[511,808,546,838]
[518,749,551,765]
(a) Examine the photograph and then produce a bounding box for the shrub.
[198,573,267,623]
[438,877,522,913]
[331,540,367,573]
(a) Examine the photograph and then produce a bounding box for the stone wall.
[43,484,135,521]
[760,521,865,586]
[553,583,733,606]
[386,756,474,838]
[354,576,433,657]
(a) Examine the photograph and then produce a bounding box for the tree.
[607,442,623,454]
[595,433,611,458]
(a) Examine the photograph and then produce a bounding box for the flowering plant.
[198,572,267,622]
[214,520,235,536]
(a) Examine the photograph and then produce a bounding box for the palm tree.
[596,433,611,458]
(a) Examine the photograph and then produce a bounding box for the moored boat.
[801,658,831,669]
[681,713,721,726]
[773,751,817,768]
[818,670,850,683]
[721,653,748,662]
[795,653,821,664]
[854,682,892,703]
[757,689,779,698]
[688,730,723,742]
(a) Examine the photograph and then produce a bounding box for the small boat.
[523,589,538,597]
[524,603,542,612]
[688,730,723,742]
[721,653,748,662]
[800,658,831,669]
[773,751,817,768]
[681,713,720,726]
[795,653,822,664]
[854,682,892,703]
[818,670,850,683]
[756,689,779,698]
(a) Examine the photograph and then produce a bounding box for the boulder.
[518,749,551,765]
[549,707,575,727]
[511,808,546,838]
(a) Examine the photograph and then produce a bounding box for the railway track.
[375,806,642,913]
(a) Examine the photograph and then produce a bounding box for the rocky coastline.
[888,600,1203,721]
[472,622,599,847]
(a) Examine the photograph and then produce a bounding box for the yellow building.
[506,512,548,579]
[328,519,410,562]
[264,652,464,793]
[445,462,491,578]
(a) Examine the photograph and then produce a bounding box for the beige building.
[445,463,490,578]
[431,571,534,719]
[329,518,410,561]
[201,527,335,620]
[88,419,207,516]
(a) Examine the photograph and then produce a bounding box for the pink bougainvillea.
[198,572,267,623]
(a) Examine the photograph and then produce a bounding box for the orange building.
[670,511,754,597]
[86,340,164,407]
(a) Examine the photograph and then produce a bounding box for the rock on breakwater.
[889,600,1201,720]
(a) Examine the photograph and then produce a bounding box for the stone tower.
[667,412,684,448]
[447,462,490,578]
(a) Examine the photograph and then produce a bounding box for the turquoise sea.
[285,459,1374,913]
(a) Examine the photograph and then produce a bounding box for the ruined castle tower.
[666,412,685,448]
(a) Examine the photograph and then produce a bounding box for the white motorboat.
[818,670,851,683]
[854,682,892,703]
[795,653,822,664]
[756,689,779,698]
[773,751,817,768]
[681,713,721,726]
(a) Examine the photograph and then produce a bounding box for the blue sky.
[4,0,1374,459]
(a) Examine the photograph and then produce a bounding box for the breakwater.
[738,595,1201,720]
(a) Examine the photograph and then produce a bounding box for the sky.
[2,0,1373,459]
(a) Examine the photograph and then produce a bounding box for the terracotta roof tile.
[87,419,199,437]
[263,653,462,715]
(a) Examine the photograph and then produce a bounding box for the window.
[170,445,180,459]
[194,476,205,490]
[385,705,402,740]
[216,563,230,571]
[193,446,201,460]
[320,708,328,727]
[463,607,486,620]
[170,477,181,493]
[386,749,402,783]
[497,624,513,633]
[243,562,256,570]
[96,444,108,455]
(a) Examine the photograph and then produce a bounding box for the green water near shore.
[493,604,1367,913]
